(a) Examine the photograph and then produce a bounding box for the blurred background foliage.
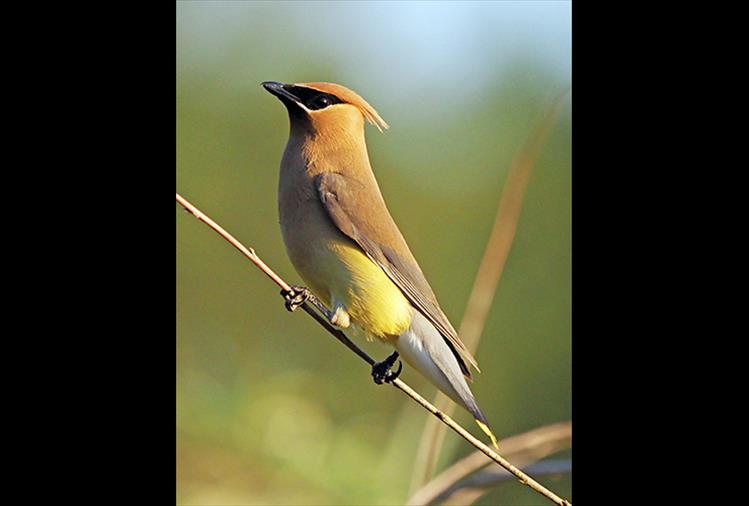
[177,1,570,505]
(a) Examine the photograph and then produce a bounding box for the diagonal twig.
[176,192,571,506]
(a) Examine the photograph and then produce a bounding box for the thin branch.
[176,193,291,293]
[176,193,572,506]
[409,85,572,492]
[408,422,571,506]
[176,193,373,366]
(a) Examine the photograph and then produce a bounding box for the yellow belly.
[292,234,413,341]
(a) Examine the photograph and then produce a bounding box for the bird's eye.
[312,95,331,109]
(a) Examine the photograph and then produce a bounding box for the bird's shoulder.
[315,171,420,269]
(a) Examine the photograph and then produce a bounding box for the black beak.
[262,81,301,105]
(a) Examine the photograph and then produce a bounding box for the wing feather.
[316,172,479,378]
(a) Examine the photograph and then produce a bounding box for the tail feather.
[397,310,499,448]
[467,401,499,448]
[475,418,499,449]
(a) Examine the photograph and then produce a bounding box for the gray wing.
[315,172,479,379]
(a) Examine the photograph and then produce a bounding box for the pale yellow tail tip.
[475,419,499,449]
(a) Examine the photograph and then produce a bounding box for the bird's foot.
[281,285,310,312]
[372,351,403,385]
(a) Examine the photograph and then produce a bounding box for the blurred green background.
[177,1,571,505]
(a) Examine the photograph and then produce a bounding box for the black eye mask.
[287,86,344,110]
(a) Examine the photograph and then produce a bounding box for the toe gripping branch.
[372,351,403,385]
[281,285,310,312]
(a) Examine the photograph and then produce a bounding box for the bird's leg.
[281,286,347,327]
[281,285,310,312]
[281,287,402,382]
[371,351,403,385]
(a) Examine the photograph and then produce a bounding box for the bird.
[262,80,498,448]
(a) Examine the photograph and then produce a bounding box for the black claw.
[282,285,310,312]
[372,351,402,385]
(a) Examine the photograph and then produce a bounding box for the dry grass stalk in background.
[176,193,572,506]
[436,460,571,505]
[409,86,571,494]
[407,422,571,505]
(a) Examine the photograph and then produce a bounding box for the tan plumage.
[263,80,497,447]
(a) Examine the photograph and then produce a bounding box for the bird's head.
[262,81,389,135]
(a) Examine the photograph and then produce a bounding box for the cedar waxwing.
[262,80,498,447]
